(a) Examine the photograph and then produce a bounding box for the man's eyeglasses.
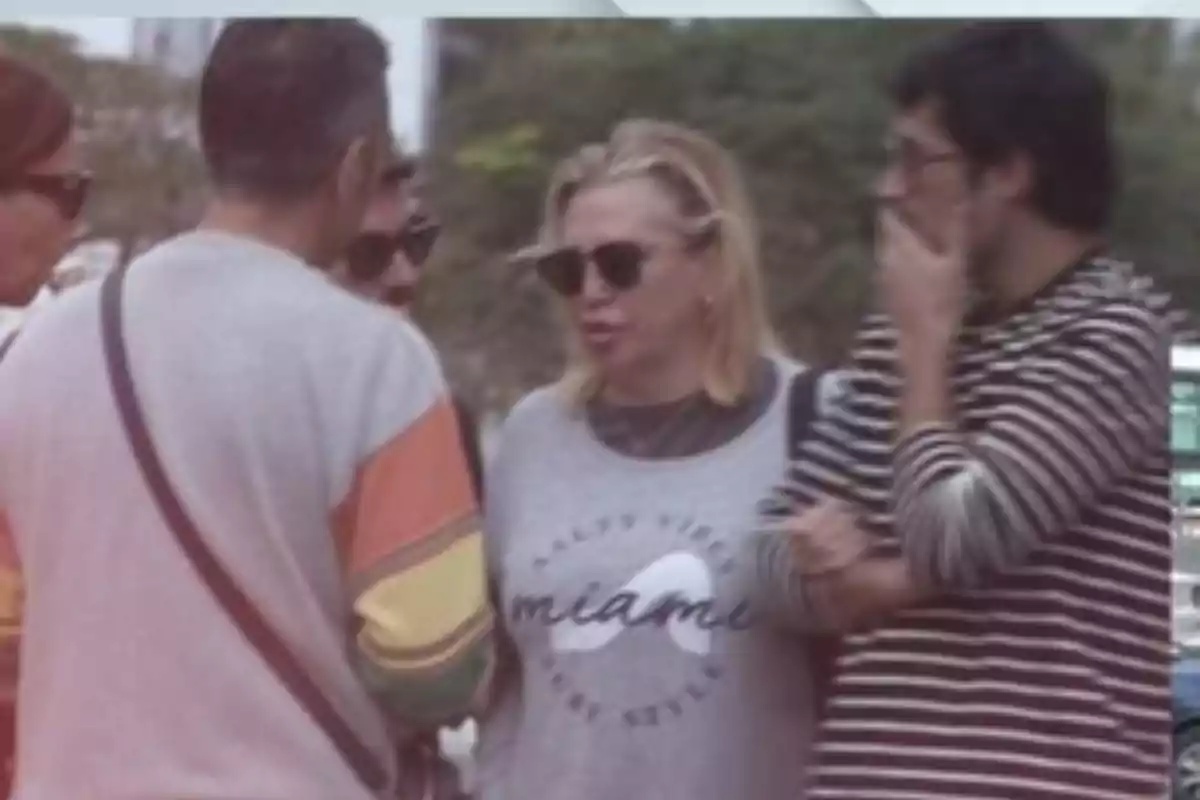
[0,171,92,221]
[883,137,960,179]
[345,213,441,282]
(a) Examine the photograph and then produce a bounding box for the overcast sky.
[9,16,430,150]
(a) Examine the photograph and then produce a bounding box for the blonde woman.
[476,119,841,800]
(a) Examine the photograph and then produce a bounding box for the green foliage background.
[6,21,1198,412]
[421,21,1200,411]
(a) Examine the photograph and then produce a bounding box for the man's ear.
[334,135,375,206]
[982,150,1033,206]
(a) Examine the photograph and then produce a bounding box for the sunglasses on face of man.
[344,213,441,283]
[0,171,92,221]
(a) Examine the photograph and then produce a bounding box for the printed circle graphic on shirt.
[510,510,755,731]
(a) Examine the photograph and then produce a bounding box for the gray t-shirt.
[477,362,825,800]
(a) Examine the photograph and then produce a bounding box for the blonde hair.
[523,119,777,407]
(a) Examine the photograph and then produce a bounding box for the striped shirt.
[758,256,1173,800]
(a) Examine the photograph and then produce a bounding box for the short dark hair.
[199,19,390,200]
[891,22,1115,233]
[0,54,73,176]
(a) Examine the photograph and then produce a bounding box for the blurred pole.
[420,19,440,154]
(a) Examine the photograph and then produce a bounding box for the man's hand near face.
[876,203,970,436]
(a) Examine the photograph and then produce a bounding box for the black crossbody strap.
[99,262,388,794]
[0,330,18,364]
[787,366,825,460]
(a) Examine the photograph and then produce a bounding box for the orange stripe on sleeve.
[0,511,18,573]
[336,396,477,579]
[0,512,22,708]
[0,512,21,634]
[333,395,495,725]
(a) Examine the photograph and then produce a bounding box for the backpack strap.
[786,367,825,460]
[784,366,844,715]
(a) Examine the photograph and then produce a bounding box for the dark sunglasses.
[378,158,417,189]
[534,240,649,298]
[345,216,441,282]
[0,171,92,221]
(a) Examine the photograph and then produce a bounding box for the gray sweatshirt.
[476,363,825,800]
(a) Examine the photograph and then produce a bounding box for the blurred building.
[131,18,222,79]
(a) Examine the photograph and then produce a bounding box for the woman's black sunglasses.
[534,240,648,298]
[345,215,441,282]
[0,171,92,221]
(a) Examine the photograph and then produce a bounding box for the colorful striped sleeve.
[0,512,19,696]
[334,332,494,730]
[0,510,20,770]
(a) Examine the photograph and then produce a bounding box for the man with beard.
[756,22,1172,800]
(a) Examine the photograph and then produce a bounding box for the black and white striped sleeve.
[754,407,860,632]
[753,334,877,631]
[893,300,1170,590]
[770,322,891,517]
